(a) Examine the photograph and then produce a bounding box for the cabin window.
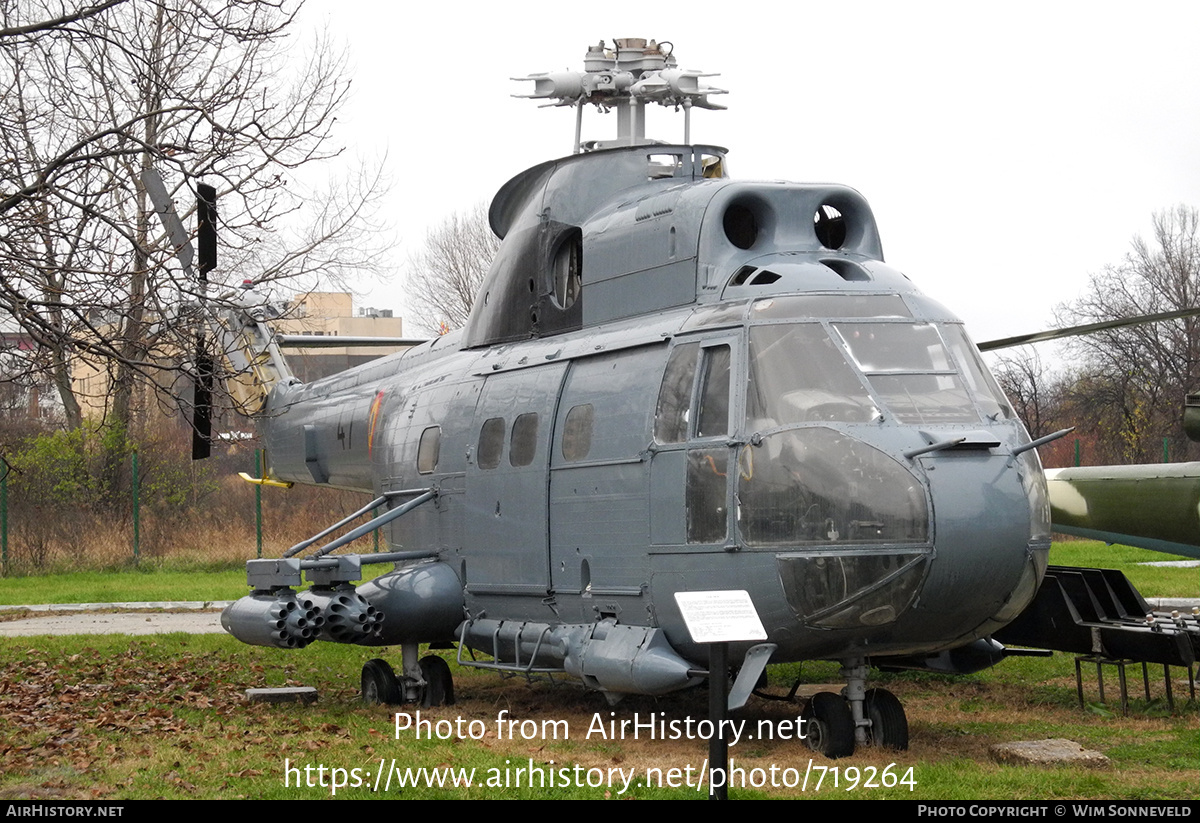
[478,417,505,469]
[417,426,440,474]
[509,413,539,467]
[561,404,594,462]
[695,345,731,438]
[654,342,699,443]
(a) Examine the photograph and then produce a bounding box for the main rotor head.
[514,38,726,152]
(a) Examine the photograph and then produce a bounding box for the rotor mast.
[514,38,727,153]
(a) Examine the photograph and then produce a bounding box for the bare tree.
[0,0,126,39]
[404,203,500,334]
[991,347,1063,441]
[0,0,387,444]
[1055,206,1200,463]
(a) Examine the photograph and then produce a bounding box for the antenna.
[513,38,726,153]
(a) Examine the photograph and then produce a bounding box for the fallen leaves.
[0,640,272,798]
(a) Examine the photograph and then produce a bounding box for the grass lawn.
[0,541,1195,606]
[0,561,391,606]
[0,636,1195,800]
[0,540,1194,800]
[1048,541,1198,600]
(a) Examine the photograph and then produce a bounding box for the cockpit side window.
[687,448,728,543]
[655,341,733,441]
[696,345,731,438]
[654,342,699,443]
[654,339,737,545]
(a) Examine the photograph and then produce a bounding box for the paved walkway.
[0,596,1195,637]
[0,601,231,637]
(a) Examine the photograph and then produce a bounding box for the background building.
[69,292,409,419]
[276,292,409,383]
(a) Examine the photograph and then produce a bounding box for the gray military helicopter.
[200,38,1065,760]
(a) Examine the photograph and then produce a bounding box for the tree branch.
[0,0,128,39]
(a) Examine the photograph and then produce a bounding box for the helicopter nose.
[915,451,1040,639]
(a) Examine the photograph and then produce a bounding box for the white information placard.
[674,590,767,644]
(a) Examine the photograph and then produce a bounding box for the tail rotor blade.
[192,341,213,460]
[192,182,218,460]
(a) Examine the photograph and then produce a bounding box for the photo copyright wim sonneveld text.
[917,806,1194,818]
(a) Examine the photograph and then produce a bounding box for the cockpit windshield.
[747,324,878,426]
[832,322,978,425]
[746,313,1011,427]
[940,325,1014,421]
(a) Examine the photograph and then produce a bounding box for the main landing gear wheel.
[418,655,455,707]
[864,687,909,750]
[361,658,401,705]
[802,691,855,759]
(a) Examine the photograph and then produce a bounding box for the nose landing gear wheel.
[802,691,856,758]
[864,687,909,750]
[419,655,455,707]
[361,658,401,705]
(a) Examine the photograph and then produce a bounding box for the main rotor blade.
[142,168,194,273]
[276,335,429,348]
[978,306,1200,352]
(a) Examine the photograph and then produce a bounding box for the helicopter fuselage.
[253,143,1051,679]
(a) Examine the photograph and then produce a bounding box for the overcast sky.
[299,1,1200,349]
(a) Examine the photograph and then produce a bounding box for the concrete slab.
[989,738,1111,768]
[1147,598,1200,610]
[246,687,318,704]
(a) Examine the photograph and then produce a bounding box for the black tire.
[802,691,855,759]
[361,658,401,705]
[864,687,909,750]
[419,655,455,707]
